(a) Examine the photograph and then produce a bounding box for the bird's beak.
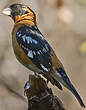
[2,8,12,16]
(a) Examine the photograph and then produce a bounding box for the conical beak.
[2,8,12,16]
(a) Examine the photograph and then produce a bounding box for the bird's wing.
[16,25,63,90]
[16,25,52,72]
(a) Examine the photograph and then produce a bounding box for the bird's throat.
[14,14,36,26]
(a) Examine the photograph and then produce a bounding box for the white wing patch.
[56,71,62,78]
[17,31,21,37]
[25,36,38,44]
[22,45,28,51]
[40,64,49,72]
[32,39,38,44]
[22,35,26,42]
[26,36,32,44]
[27,50,33,58]
[30,29,44,39]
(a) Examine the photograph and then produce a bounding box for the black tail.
[68,83,85,108]
[54,68,85,107]
[52,78,63,90]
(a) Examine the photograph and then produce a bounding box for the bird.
[2,3,85,107]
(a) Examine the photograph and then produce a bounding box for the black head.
[9,4,29,19]
[2,3,35,20]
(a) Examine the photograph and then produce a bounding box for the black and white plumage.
[16,25,52,73]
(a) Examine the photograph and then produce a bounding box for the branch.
[24,75,66,110]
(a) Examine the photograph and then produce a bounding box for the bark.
[24,75,66,110]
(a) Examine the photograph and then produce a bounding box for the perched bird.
[2,3,85,107]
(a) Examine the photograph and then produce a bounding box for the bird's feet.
[34,72,40,78]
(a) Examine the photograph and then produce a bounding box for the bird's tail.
[66,82,85,108]
[52,77,63,90]
[52,68,85,107]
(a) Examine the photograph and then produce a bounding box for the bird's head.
[2,3,36,24]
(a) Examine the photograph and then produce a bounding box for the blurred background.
[0,0,86,109]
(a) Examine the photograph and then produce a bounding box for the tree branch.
[24,75,66,110]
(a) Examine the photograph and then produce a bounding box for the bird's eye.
[22,7,27,11]
[22,7,28,14]
[24,11,28,14]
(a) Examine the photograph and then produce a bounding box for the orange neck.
[14,14,36,26]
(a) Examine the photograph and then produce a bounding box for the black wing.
[16,25,52,72]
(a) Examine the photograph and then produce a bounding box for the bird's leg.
[34,72,38,76]
[34,72,40,78]
[34,72,49,85]
[47,80,49,84]
[38,72,49,85]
